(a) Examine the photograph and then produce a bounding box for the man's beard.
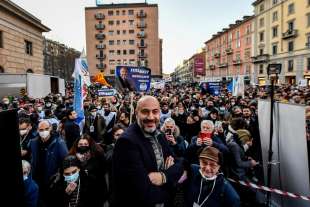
[137,118,158,134]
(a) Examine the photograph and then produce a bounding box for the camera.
[165,128,172,135]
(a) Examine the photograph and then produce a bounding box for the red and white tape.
[228,178,310,202]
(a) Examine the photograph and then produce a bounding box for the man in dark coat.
[64,109,80,150]
[84,105,107,143]
[114,66,135,93]
[112,96,184,207]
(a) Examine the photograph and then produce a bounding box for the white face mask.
[37,107,43,111]
[23,175,28,181]
[199,169,217,181]
[39,130,50,140]
[91,112,97,117]
[3,100,9,105]
[20,129,28,136]
[243,144,249,152]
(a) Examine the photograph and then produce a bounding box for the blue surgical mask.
[64,171,79,183]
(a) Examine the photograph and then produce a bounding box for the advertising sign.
[114,66,151,93]
[97,88,116,97]
[194,56,205,76]
[200,81,222,96]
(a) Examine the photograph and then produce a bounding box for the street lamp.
[266,63,281,207]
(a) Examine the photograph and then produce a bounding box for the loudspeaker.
[0,109,24,206]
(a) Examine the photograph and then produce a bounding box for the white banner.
[258,100,310,207]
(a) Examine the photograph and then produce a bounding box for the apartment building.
[252,0,310,85]
[85,3,162,82]
[205,16,255,83]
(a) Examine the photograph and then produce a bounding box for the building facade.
[174,59,192,83]
[205,16,254,83]
[43,38,81,81]
[0,0,50,74]
[252,0,310,85]
[85,3,162,82]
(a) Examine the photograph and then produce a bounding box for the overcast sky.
[11,0,253,74]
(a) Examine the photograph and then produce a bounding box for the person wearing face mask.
[1,97,11,110]
[68,135,108,207]
[51,155,103,207]
[22,160,39,207]
[27,120,68,207]
[19,118,37,161]
[84,105,107,144]
[172,102,189,138]
[116,111,130,129]
[184,147,240,207]
[160,102,172,127]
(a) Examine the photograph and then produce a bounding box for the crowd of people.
[1,82,310,207]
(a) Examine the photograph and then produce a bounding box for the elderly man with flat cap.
[112,96,184,207]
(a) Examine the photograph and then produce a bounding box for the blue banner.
[115,66,151,92]
[200,81,222,96]
[97,88,117,97]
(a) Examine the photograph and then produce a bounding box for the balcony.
[282,29,298,39]
[96,44,106,49]
[219,63,228,68]
[137,12,147,18]
[252,54,269,64]
[213,52,221,58]
[95,33,105,40]
[95,13,105,20]
[225,48,233,54]
[209,64,216,70]
[232,59,242,65]
[137,32,147,38]
[137,53,148,58]
[137,43,147,48]
[96,54,106,60]
[137,23,147,28]
[95,24,105,30]
[96,63,106,69]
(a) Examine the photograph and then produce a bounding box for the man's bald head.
[135,96,160,134]
[136,96,160,112]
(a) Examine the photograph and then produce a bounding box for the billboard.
[194,55,205,76]
[200,81,222,96]
[114,66,151,93]
[97,88,117,97]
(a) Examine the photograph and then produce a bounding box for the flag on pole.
[72,49,91,124]
[232,76,245,97]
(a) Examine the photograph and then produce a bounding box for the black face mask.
[77,146,90,154]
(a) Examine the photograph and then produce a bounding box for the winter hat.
[236,129,251,144]
[199,146,221,164]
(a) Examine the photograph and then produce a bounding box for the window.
[117,30,120,35]
[108,10,113,16]
[122,30,126,34]
[122,20,126,23]
[108,20,114,25]
[122,10,126,15]
[307,13,310,27]
[288,60,294,72]
[307,58,310,70]
[129,30,134,34]
[123,50,127,55]
[129,50,135,55]
[109,40,114,45]
[109,60,115,65]
[259,18,264,27]
[272,44,278,55]
[129,40,135,45]
[288,21,294,31]
[99,50,104,57]
[260,3,264,12]
[116,10,120,15]
[26,69,33,73]
[307,35,310,48]
[288,3,295,15]
[246,37,251,45]
[236,31,240,48]
[117,40,121,45]
[128,10,134,15]
[110,69,115,75]
[259,64,264,74]
[117,60,121,65]
[109,50,115,55]
[129,20,134,26]
[108,30,114,35]
[0,31,3,48]
[0,66,4,73]
[259,49,264,55]
[273,0,278,5]
[245,50,251,60]
[273,11,278,22]
[272,26,278,38]
[308,0,310,6]
[246,25,251,34]
[259,32,264,42]
[288,41,294,52]
[116,20,120,25]
[25,40,33,55]
[129,59,135,65]
[117,50,121,55]
[123,59,127,65]
[123,40,126,45]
